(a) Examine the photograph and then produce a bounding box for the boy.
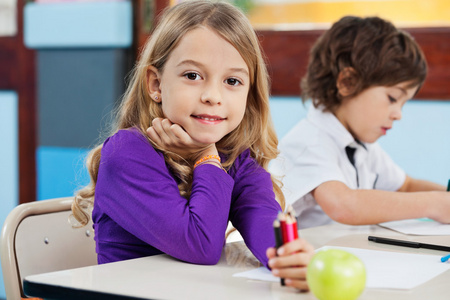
[271,16,450,228]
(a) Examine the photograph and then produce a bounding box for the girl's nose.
[200,83,222,105]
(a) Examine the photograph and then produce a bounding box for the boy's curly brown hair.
[301,16,427,112]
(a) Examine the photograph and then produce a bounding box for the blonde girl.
[72,0,313,290]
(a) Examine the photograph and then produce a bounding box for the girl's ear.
[336,67,358,97]
[147,66,162,103]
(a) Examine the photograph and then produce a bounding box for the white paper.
[379,218,450,235]
[233,246,450,290]
[233,266,279,282]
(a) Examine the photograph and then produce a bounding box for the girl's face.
[150,26,250,144]
[335,82,418,143]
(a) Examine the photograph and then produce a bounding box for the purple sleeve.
[229,150,281,268]
[95,129,234,264]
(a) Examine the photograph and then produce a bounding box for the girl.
[72,0,313,290]
[271,16,450,228]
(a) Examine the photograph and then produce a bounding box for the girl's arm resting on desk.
[313,180,450,225]
[228,150,281,267]
[95,130,233,265]
[227,151,314,290]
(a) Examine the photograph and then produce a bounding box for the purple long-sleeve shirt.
[93,128,281,267]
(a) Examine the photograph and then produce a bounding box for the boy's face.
[335,82,418,143]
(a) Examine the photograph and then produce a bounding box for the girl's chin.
[194,137,222,145]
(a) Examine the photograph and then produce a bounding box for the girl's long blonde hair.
[72,0,284,226]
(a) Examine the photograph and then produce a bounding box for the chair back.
[1,197,97,299]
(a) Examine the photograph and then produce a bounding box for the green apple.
[307,248,366,300]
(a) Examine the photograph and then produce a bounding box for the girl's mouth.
[192,114,226,124]
[193,115,225,121]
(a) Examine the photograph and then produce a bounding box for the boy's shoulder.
[280,117,336,151]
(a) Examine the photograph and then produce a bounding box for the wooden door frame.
[0,0,36,204]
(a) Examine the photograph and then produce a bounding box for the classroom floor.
[247,0,450,30]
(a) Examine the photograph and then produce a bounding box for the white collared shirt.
[270,105,406,228]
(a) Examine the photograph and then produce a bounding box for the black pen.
[273,219,285,286]
[368,236,450,252]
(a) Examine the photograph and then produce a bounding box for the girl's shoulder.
[232,148,252,164]
[104,128,149,148]
[228,148,263,176]
[102,127,159,160]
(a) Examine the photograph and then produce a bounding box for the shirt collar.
[307,104,367,150]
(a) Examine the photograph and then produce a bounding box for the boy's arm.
[398,175,446,192]
[312,180,450,225]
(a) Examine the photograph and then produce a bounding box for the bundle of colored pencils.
[273,206,299,286]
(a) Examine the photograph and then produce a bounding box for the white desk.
[24,223,450,300]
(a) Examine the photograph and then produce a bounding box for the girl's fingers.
[160,118,176,137]
[278,238,314,256]
[148,118,215,156]
[146,127,162,145]
[266,247,277,260]
[150,118,165,137]
[151,118,183,148]
[158,119,178,144]
[269,251,311,269]
[272,266,307,280]
[271,266,309,290]
[148,119,172,148]
[156,119,195,147]
[284,278,310,291]
[147,118,217,157]
[169,123,192,145]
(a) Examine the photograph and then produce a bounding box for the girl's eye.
[184,72,201,80]
[226,78,242,86]
[388,95,397,103]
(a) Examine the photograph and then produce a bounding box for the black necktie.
[345,146,356,166]
[345,146,359,188]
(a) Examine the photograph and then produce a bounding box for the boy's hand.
[267,238,314,291]
[429,192,450,224]
[147,118,218,160]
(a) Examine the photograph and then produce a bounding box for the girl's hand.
[147,118,218,160]
[267,238,314,291]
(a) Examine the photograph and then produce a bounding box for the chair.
[1,197,97,299]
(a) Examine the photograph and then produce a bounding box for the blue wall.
[0,91,18,299]
[270,97,450,186]
[37,147,90,200]
[379,100,450,186]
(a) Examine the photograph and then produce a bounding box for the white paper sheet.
[233,246,450,290]
[379,219,450,235]
[233,266,279,282]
